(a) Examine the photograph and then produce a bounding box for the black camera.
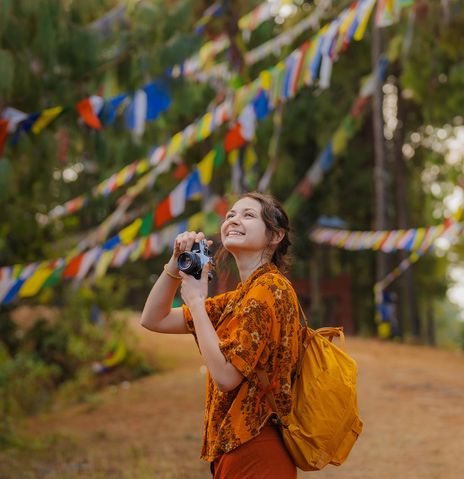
[177,239,213,280]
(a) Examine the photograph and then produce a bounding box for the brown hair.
[215,192,292,272]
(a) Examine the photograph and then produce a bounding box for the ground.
[1,313,464,479]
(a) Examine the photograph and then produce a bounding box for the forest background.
[0,0,464,455]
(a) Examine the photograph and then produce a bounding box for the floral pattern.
[182,263,302,462]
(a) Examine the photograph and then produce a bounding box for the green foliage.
[401,3,464,123]
[0,276,152,435]
[0,49,14,96]
[0,348,60,417]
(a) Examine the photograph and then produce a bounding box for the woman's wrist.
[163,258,181,280]
[163,264,181,280]
[165,257,179,273]
[189,297,206,315]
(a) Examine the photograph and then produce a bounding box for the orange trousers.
[211,425,297,478]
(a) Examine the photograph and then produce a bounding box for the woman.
[140,192,301,478]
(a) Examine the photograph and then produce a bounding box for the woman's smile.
[226,230,245,237]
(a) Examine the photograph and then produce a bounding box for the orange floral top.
[182,263,302,462]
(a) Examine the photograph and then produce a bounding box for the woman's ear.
[270,229,285,246]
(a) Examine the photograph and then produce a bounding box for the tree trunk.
[426,297,436,346]
[393,78,422,341]
[371,25,389,283]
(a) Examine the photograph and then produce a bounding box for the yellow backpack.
[257,312,363,471]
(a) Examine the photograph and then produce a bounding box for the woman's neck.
[233,253,270,283]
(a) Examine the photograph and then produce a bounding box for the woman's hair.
[215,192,292,272]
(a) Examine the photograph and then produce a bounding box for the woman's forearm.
[140,258,181,330]
[189,300,243,392]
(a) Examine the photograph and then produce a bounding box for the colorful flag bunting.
[309,220,462,253]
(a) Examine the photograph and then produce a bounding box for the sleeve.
[182,291,233,338]
[218,280,275,378]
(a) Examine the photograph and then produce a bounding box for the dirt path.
[2,315,464,479]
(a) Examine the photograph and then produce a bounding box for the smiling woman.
[140,192,301,478]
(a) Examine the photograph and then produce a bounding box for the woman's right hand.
[165,231,212,272]
[172,231,208,259]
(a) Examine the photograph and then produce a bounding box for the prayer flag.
[144,80,171,121]
[224,123,246,153]
[120,218,142,244]
[198,150,216,186]
[170,179,188,217]
[63,253,85,278]
[154,197,173,228]
[77,97,102,129]
[18,263,54,297]
[32,106,63,134]
[0,119,8,156]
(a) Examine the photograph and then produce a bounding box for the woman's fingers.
[175,231,210,254]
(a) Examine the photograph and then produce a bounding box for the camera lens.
[178,252,201,274]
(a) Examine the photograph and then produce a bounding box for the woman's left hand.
[179,264,210,311]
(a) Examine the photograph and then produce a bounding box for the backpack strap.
[297,300,310,328]
[255,369,286,427]
[315,327,345,350]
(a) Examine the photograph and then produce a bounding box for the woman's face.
[220,197,270,256]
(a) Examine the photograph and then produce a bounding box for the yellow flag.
[411,228,426,250]
[339,7,357,36]
[120,218,142,245]
[130,238,146,262]
[354,0,376,41]
[167,132,183,158]
[32,106,63,134]
[372,232,388,250]
[12,264,22,279]
[199,112,213,140]
[244,145,257,171]
[228,149,239,166]
[18,263,53,297]
[332,127,348,155]
[198,150,215,186]
[453,207,463,222]
[136,159,149,175]
[188,212,205,232]
[95,251,114,278]
[115,165,132,187]
[260,71,272,91]
[386,0,395,14]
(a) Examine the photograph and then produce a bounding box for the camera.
[177,239,213,280]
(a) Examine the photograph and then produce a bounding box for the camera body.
[177,239,213,280]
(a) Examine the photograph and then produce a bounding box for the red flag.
[142,237,152,260]
[297,178,314,199]
[63,253,85,278]
[76,98,102,129]
[173,162,189,180]
[214,197,229,218]
[154,197,173,228]
[0,119,9,156]
[224,123,246,153]
[350,96,370,118]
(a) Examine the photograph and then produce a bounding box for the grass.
[0,432,156,479]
